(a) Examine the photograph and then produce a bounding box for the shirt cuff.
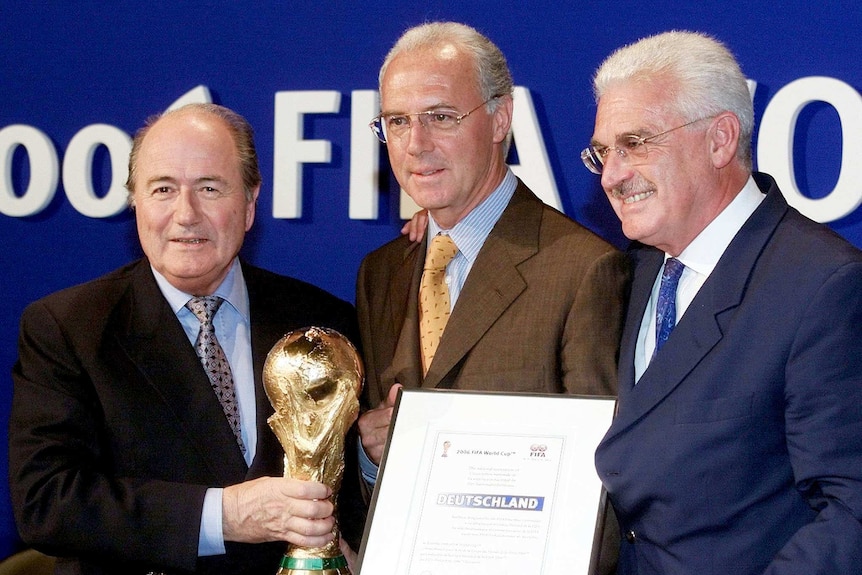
[199,487,226,556]
[358,439,379,486]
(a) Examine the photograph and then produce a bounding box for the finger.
[384,383,402,407]
[340,537,358,572]
[284,516,337,548]
[407,210,428,242]
[365,439,386,464]
[358,406,391,435]
[282,478,332,502]
[287,496,335,520]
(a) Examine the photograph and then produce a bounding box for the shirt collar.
[427,169,517,264]
[151,258,250,321]
[674,175,765,276]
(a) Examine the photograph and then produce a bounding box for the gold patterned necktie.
[186,296,246,454]
[419,234,459,375]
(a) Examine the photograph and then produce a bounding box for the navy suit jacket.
[595,173,862,574]
[10,259,363,575]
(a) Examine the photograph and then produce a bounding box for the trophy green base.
[276,554,350,575]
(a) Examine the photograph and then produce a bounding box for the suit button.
[625,530,637,543]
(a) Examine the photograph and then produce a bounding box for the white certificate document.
[357,389,616,575]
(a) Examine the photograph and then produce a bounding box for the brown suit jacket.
[357,180,630,405]
[356,181,629,573]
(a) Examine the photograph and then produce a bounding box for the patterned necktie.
[419,234,459,375]
[653,257,686,359]
[186,296,245,454]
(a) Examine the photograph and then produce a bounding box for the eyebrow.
[381,102,458,116]
[591,128,653,147]
[145,175,229,188]
[620,127,652,138]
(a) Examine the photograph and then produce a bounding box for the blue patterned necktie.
[186,296,246,454]
[653,258,686,359]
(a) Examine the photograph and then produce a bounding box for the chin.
[620,224,646,244]
[166,262,214,281]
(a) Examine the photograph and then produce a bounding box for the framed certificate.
[357,388,616,575]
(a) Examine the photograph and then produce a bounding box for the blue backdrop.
[2,1,861,559]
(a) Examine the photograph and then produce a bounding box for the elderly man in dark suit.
[9,103,363,574]
[587,31,862,574]
[356,21,629,574]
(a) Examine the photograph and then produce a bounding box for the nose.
[173,188,202,224]
[600,149,633,192]
[404,118,434,155]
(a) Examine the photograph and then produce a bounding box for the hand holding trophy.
[263,327,364,575]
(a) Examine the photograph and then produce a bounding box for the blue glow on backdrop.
[2,1,861,557]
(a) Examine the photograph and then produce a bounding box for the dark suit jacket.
[9,259,364,575]
[595,173,862,574]
[357,180,630,401]
[356,180,630,573]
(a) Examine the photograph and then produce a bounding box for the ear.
[492,94,514,144]
[709,112,740,169]
[245,184,260,231]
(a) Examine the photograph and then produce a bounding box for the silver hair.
[378,21,514,112]
[593,31,753,167]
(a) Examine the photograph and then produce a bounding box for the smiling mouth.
[174,238,207,244]
[623,190,655,204]
[612,188,655,205]
[414,168,442,177]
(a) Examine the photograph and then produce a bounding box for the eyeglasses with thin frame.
[369,95,502,144]
[580,116,714,175]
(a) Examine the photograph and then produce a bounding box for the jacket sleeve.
[9,299,206,572]
[764,260,862,573]
[561,248,631,397]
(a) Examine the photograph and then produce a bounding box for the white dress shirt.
[635,176,765,382]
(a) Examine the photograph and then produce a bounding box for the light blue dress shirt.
[152,257,255,556]
[359,170,518,485]
[426,169,517,309]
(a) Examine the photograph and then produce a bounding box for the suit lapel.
[608,175,787,438]
[424,182,538,388]
[113,261,248,481]
[244,264,287,478]
[617,248,662,394]
[388,240,425,390]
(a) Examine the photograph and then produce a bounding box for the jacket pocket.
[454,366,550,393]
[674,394,753,424]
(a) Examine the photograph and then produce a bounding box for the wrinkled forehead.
[380,45,479,110]
[593,79,681,142]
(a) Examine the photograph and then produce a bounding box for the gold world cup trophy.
[263,327,364,575]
